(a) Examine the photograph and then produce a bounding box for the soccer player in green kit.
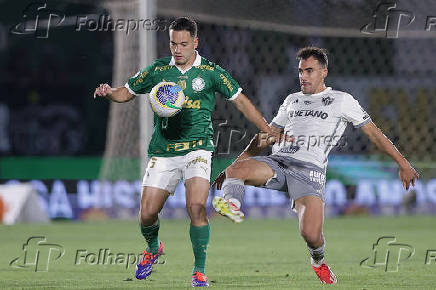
[94,17,277,287]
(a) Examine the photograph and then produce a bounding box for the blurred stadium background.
[1,0,435,222]
[1,0,436,288]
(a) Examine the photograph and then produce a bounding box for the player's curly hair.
[169,17,198,38]
[297,46,328,68]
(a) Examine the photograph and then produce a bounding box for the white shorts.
[142,149,212,194]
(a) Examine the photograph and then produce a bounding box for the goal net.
[100,0,435,183]
[99,0,155,181]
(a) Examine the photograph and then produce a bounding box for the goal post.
[139,0,156,178]
[99,0,156,181]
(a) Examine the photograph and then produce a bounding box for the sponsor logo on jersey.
[289,110,328,119]
[197,65,214,71]
[177,80,187,90]
[304,100,312,105]
[322,96,334,106]
[155,65,172,72]
[132,70,149,87]
[219,74,234,92]
[183,96,201,109]
[186,156,208,168]
[309,170,326,185]
[361,108,370,120]
[192,77,205,92]
[278,145,300,154]
[292,99,299,104]
[166,140,204,152]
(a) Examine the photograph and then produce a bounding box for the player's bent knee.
[225,161,249,180]
[224,164,238,178]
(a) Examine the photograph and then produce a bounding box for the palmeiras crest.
[192,76,205,92]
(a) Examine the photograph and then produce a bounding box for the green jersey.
[125,52,242,157]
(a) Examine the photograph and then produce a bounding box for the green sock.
[190,223,210,274]
[140,219,160,254]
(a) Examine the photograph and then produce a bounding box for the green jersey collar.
[169,51,202,74]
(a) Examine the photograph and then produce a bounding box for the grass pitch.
[1,215,436,289]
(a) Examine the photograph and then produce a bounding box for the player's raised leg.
[213,158,275,223]
[135,186,168,280]
[294,195,337,284]
[185,176,210,287]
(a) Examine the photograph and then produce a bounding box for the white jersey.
[271,87,370,169]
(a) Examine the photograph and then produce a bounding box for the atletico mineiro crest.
[322,96,334,106]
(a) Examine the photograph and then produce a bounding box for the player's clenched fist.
[94,83,113,98]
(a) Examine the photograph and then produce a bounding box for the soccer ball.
[149,82,185,117]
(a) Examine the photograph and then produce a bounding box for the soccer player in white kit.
[212,47,419,284]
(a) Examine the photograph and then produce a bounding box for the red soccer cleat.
[135,242,164,280]
[192,271,209,287]
[312,263,337,284]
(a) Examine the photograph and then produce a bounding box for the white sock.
[222,178,245,206]
[311,257,325,268]
[308,239,325,267]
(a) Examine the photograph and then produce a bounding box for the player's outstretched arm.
[231,93,276,137]
[361,121,419,190]
[93,83,135,103]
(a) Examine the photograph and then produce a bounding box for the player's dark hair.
[169,17,198,38]
[297,47,328,68]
